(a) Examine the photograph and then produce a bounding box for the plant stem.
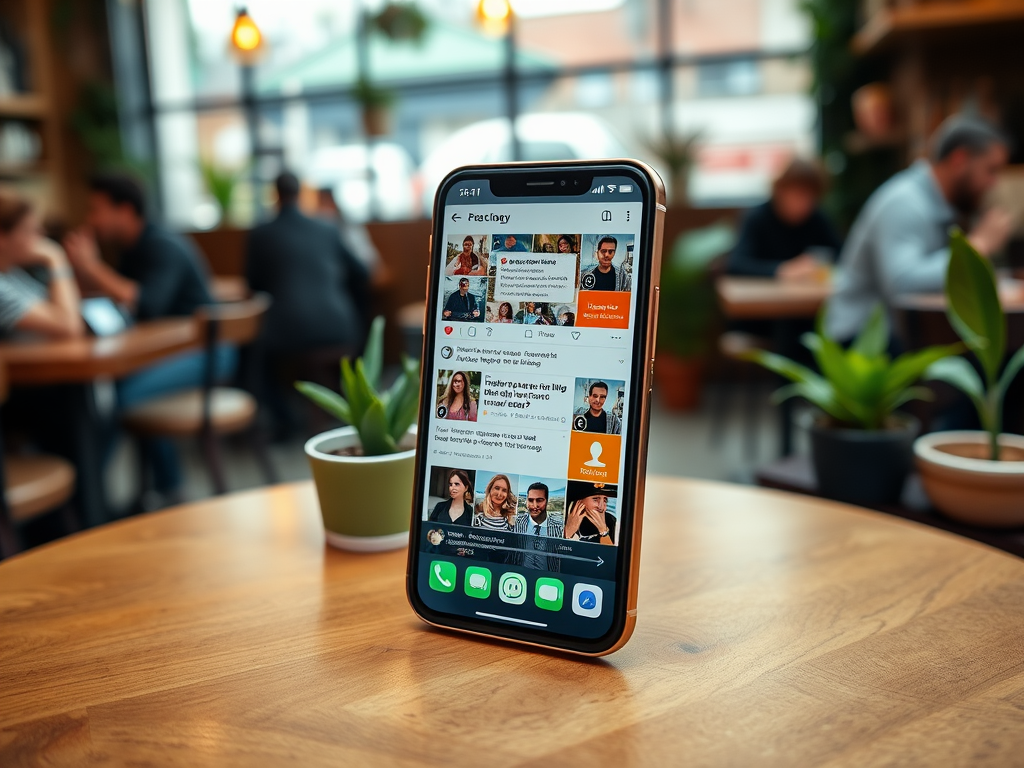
[985,390,1001,461]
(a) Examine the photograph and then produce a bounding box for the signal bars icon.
[590,184,605,194]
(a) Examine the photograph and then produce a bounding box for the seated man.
[727,158,842,281]
[442,277,481,322]
[247,172,370,437]
[64,173,226,503]
[827,115,1013,341]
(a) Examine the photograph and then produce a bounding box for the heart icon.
[500,257,507,265]
[571,331,581,340]
[444,326,453,335]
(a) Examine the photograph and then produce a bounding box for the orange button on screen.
[567,431,621,484]
[575,291,631,329]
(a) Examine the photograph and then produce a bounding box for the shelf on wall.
[0,93,47,119]
[854,1,1024,55]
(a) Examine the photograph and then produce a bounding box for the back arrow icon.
[451,213,461,222]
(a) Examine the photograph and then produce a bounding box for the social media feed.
[423,221,640,630]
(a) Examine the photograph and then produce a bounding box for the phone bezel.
[406,160,661,655]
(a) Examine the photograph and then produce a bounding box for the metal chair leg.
[201,431,228,496]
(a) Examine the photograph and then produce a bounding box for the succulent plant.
[296,316,420,456]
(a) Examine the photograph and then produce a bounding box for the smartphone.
[406,160,665,656]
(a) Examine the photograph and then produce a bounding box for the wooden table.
[0,319,199,526]
[716,275,832,319]
[3,479,1023,766]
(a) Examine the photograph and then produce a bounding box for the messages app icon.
[464,566,491,599]
[498,572,527,605]
[535,578,564,611]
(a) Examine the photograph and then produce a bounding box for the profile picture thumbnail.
[491,233,532,253]
[512,301,556,325]
[515,476,566,532]
[571,377,624,435]
[579,234,634,292]
[532,233,581,254]
[444,234,489,277]
[435,369,481,421]
[565,480,618,545]
[473,470,520,532]
[441,275,487,322]
[488,300,515,324]
[424,465,476,526]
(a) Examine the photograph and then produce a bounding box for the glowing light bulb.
[478,0,511,22]
[231,9,262,53]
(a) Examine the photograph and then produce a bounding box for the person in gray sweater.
[826,115,1013,342]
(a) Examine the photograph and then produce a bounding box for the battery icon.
[619,184,633,193]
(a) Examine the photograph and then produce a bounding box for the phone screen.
[409,165,657,652]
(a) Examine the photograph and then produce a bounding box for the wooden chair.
[0,361,78,559]
[121,293,277,498]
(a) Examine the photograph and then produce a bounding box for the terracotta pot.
[914,431,1024,528]
[304,426,416,551]
[656,355,705,412]
[808,414,919,506]
[361,105,391,138]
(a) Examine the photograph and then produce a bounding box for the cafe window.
[135,0,813,227]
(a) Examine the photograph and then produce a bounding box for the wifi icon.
[607,184,617,192]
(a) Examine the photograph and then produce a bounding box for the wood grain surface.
[2,479,1023,767]
[0,318,198,385]
[716,276,832,319]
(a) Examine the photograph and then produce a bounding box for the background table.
[0,319,199,525]
[716,275,832,320]
[3,478,1023,766]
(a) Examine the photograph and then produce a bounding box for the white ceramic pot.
[914,431,1024,528]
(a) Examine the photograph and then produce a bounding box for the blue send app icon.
[571,583,603,618]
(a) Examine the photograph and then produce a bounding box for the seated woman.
[727,158,842,282]
[445,236,487,276]
[0,192,84,339]
[427,469,474,526]
[495,301,514,324]
[473,473,516,531]
[437,371,477,421]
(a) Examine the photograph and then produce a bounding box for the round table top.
[716,275,833,319]
[0,318,198,385]
[2,479,1024,766]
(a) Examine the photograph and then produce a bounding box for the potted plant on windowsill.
[656,222,735,411]
[916,232,1024,527]
[296,317,420,551]
[354,76,397,138]
[743,308,960,505]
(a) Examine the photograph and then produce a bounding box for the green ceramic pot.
[304,426,416,552]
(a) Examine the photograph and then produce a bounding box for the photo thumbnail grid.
[440,232,636,330]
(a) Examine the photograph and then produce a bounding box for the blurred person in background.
[63,173,225,505]
[727,158,842,281]
[314,187,384,282]
[247,172,370,438]
[827,115,1013,341]
[0,192,83,338]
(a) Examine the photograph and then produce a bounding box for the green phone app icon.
[464,566,491,598]
[429,560,456,593]
[535,577,564,611]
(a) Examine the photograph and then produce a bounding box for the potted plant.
[354,76,396,138]
[657,222,735,411]
[371,2,429,43]
[744,308,960,505]
[297,317,420,551]
[199,160,244,228]
[915,232,1024,526]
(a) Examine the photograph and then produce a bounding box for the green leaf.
[925,356,986,417]
[882,344,962,399]
[340,358,370,422]
[997,344,1024,403]
[741,348,824,388]
[851,304,889,359]
[361,316,385,391]
[294,381,352,424]
[881,385,934,414]
[359,399,398,456]
[946,230,1005,385]
[771,382,857,424]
